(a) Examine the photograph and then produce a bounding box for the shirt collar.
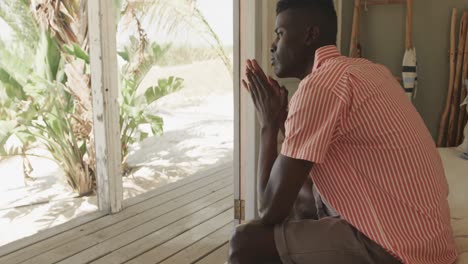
[312,45,341,72]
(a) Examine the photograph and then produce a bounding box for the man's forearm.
[257,126,279,214]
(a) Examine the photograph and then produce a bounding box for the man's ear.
[305,25,320,46]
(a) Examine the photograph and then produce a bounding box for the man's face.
[271,9,309,79]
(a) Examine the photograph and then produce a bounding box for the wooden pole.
[447,12,468,146]
[405,0,413,50]
[457,12,468,145]
[438,8,458,147]
[88,0,123,213]
[350,0,361,58]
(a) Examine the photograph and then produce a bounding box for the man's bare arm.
[243,59,313,225]
[258,147,313,225]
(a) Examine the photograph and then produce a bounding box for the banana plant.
[26,76,95,195]
[118,37,184,170]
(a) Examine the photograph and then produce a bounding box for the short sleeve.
[281,79,347,164]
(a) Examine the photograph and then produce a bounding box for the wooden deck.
[0,164,233,264]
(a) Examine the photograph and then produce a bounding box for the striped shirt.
[281,45,458,264]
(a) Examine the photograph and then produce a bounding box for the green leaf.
[64,43,90,64]
[0,1,40,48]
[15,130,36,145]
[129,36,138,47]
[0,120,19,155]
[79,142,87,156]
[144,76,184,104]
[118,50,130,62]
[148,115,164,135]
[0,68,25,100]
[0,120,17,139]
[34,31,61,81]
[139,131,149,141]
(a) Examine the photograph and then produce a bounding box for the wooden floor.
[0,164,233,264]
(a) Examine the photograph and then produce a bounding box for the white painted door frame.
[240,0,264,221]
[233,0,242,224]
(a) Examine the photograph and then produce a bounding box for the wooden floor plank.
[91,197,233,264]
[0,210,107,258]
[195,243,229,264]
[56,185,233,264]
[158,224,232,264]
[128,210,232,264]
[0,169,232,264]
[124,164,232,207]
[24,178,232,264]
[0,165,231,259]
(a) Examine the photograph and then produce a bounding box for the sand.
[0,59,233,246]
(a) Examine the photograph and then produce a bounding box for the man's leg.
[229,220,281,264]
[229,178,317,264]
[274,218,401,264]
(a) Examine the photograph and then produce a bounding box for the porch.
[0,164,233,264]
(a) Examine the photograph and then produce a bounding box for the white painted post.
[233,0,242,225]
[88,0,123,213]
[243,0,263,221]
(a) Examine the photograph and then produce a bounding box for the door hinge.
[234,199,245,221]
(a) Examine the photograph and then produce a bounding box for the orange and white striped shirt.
[281,45,458,264]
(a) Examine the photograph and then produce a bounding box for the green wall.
[340,0,468,139]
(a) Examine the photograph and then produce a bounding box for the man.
[228,0,458,263]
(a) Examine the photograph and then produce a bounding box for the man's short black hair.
[276,0,338,45]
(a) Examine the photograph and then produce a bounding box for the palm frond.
[33,30,62,81]
[0,39,33,88]
[123,0,232,74]
[32,0,89,55]
[0,0,40,47]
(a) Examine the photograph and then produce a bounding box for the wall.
[341,0,468,139]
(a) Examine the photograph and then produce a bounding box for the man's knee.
[230,223,253,251]
[229,221,263,263]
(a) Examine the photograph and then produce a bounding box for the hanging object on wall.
[456,21,468,146]
[350,0,415,94]
[438,10,468,148]
[402,0,417,101]
[461,80,468,160]
[349,0,361,58]
[438,8,458,147]
[447,11,468,146]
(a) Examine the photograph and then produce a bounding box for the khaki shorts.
[274,217,401,264]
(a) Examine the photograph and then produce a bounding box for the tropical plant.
[26,72,96,195]
[0,0,97,195]
[0,0,227,195]
[0,0,42,179]
[117,33,185,171]
[0,11,97,195]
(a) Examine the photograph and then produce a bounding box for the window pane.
[116,1,234,200]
